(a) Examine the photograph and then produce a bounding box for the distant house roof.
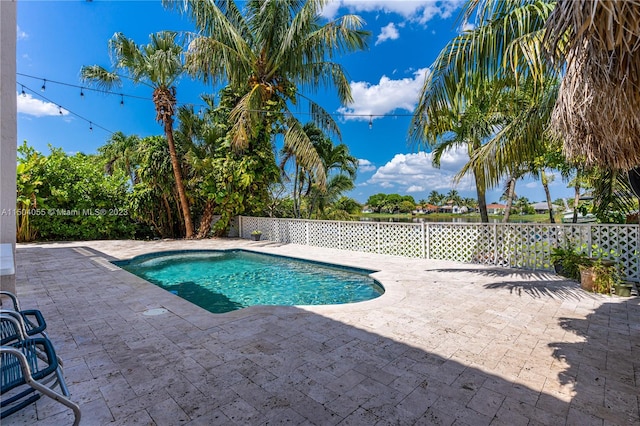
[486,203,506,209]
[531,202,554,211]
[422,204,438,211]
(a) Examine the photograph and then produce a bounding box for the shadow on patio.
[4,245,639,425]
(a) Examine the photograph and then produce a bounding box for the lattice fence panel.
[341,222,378,253]
[589,225,639,282]
[273,219,308,244]
[378,223,423,258]
[496,225,555,269]
[428,224,491,263]
[239,217,639,281]
[308,221,341,249]
[240,216,262,239]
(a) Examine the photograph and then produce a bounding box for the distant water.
[358,216,532,224]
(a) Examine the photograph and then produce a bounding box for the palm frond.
[228,84,269,150]
[80,65,122,91]
[283,120,326,188]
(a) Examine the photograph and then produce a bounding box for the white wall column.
[0,1,17,294]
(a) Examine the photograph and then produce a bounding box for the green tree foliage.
[165,0,369,192]
[16,142,47,242]
[129,135,184,238]
[333,197,362,215]
[426,191,446,206]
[177,88,280,236]
[366,193,388,213]
[514,196,535,215]
[19,144,135,240]
[365,193,415,214]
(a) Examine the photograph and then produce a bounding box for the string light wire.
[17,72,417,122]
[18,82,114,134]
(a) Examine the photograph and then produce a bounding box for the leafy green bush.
[550,244,591,280]
[20,144,136,240]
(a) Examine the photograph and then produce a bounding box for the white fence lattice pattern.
[239,217,640,282]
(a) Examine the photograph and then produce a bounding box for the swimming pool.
[114,250,384,313]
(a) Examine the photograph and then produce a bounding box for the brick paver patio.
[2,239,639,425]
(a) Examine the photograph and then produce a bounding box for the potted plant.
[550,243,589,280]
[578,258,622,294]
[613,281,634,297]
[250,230,262,241]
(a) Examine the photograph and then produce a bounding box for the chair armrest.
[0,291,20,311]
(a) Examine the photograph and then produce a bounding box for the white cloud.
[338,68,429,120]
[322,0,465,24]
[17,26,28,41]
[358,159,377,173]
[17,93,69,117]
[406,185,425,193]
[460,19,475,32]
[366,148,475,193]
[376,22,400,45]
[524,181,538,189]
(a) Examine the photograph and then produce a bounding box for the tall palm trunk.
[541,170,555,223]
[165,122,193,237]
[155,87,194,238]
[475,172,489,223]
[472,141,489,223]
[293,163,301,218]
[502,176,516,223]
[571,168,583,223]
[572,183,581,223]
[196,199,216,239]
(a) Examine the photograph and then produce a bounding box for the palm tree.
[411,0,556,173]
[282,123,358,218]
[164,0,369,190]
[81,31,195,238]
[544,1,640,170]
[308,134,358,219]
[420,77,508,222]
[98,132,140,187]
[427,190,445,207]
[411,1,562,225]
[445,189,463,208]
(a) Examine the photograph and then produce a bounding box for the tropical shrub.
[21,144,136,240]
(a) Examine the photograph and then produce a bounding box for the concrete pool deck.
[3,239,639,425]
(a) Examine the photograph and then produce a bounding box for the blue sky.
[16,0,575,205]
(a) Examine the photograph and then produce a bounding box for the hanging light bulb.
[80,87,85,99]
[41,79,46,91]
[89,122,93,132]
[21,85,26,97]
[120,94,124,107]
[368,115,373,130]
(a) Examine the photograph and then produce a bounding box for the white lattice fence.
[377,223,423,258]
[342,222,378,253]
[238,217,640,282]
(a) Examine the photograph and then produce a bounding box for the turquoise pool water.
[115,250,384,313]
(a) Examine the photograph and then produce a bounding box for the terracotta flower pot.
[579,267,596,292]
